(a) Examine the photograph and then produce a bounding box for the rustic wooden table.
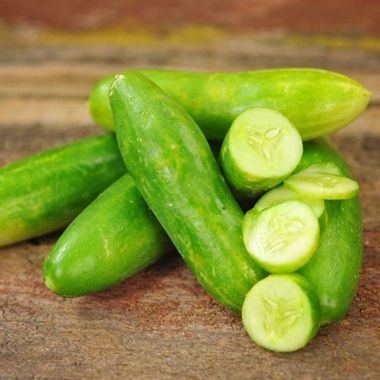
[0,2,379,379]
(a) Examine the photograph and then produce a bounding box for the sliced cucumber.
[242,274,321,352]
[284,170,359,200]
[255,185,325,218]
[220,107,303,197]
[297,162,342,176]
[243,201,320,273]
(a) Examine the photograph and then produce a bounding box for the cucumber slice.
[242,274,321,352]
[255,185,325,218]
[243,200,320,273]
[220,107,303,197]
[284,171,359,200]
[297,162,342,176]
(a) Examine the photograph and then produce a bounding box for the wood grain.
[1,0,380,36]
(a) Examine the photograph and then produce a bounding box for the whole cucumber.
[43,175,170,296]
[90,69,371,140]
[0,133,125,247]
[110,72,266,312]
[298,138,362,324]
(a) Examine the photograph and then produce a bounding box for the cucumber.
[243,201,320,273]
[242,274,321,352]
[110,72,266,312]
[284,170,359,200]
[297,139,362,324]
[295,162,342,176]
[255,185,325,218]
[220,107,303,197]
[44,175,170,296]
[90,68,371,140]
[0,133,125,248]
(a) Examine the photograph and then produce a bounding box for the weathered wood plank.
[1,42,380,71]
[1,0,379,37]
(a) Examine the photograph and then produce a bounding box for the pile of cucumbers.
[0,68,370,352]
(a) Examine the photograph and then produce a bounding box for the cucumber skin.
[297,139,362,325]
[90,69,370,140]
[0,133,125,247]
[43,175,170,296]
[111,72,266,312]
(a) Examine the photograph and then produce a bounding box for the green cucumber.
[242,274,321,352]
[44,175,170,296]
[90,68,371,140]
[255,185,325,218]
[110,72,266,312]
[220,107,303,197]
[243,201,320,273]
[0,133,125,248]
[297,139,362,324]
[295,162,342,176]
[284,169,359,200]
[43,139,362,323]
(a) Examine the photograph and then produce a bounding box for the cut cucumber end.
[226,107,303,183]
[243,200,320,273]
[285,172,359,200]
[255,185,325,218]
[242,274,321,352]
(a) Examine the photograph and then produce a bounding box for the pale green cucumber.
[220,107,303,197]
[284,170,359,200]
[242,274,321,352]
[255,185,325,218]
[243,201,320,273]
[90,69,371,140]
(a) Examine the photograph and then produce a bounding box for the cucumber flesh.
[255,185,325,218]
[284,171,359,200]
[297,162,342,176]
[242,274,321,352]
[220,107,303,196]
[243,201,320,273]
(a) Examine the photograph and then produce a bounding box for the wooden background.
[0,1,379,379]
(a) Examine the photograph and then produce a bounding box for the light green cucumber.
[220,107,303,197]
[243,201,320,273]
[110,72,266,312]
[295,162,342,176]
[43,175,170,296]
[0,133,125,248]
[90,68,371,140]
[242,274,321,352]
[284,168,359,200]
[255,185,325,218]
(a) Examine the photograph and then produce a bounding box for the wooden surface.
[1,2,380,379]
